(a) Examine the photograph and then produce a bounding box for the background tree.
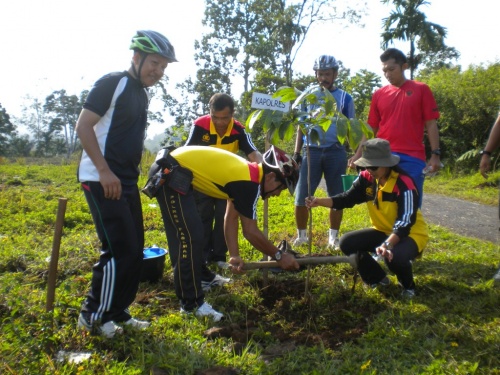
[43,89,87,158]
[343,69,382,120]
[336,63,382,120]
[201,0,275,94]
[8,134,34,157]
[424,62,500,171]
[415,35,460,74]
[163,0,363,148]
[18,97,55,157]
[269,0,361,87]
[164,0,280,145]
[163,0,272,131]
[381,0,455,79]
[0,104,16,156]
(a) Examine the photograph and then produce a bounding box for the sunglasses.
[358,166,380,172]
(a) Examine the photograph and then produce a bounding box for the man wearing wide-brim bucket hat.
[305,138,429,299]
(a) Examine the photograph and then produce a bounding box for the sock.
[329,229,338,239]
[297,229,307,238]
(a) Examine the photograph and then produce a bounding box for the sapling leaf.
[245,109,263,131]
[336,117,349,145]
[309,128,324,145]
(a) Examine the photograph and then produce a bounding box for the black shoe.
[370,276,391,289]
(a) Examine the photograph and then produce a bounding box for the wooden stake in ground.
[46,198,67,312]
[261,138,270,285]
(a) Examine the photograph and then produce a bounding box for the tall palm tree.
[381,0,447,79]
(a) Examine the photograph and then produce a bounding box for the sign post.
[250,92,289,284]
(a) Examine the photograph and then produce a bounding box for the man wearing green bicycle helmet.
[129,30,177,87]
[76,30,176,338]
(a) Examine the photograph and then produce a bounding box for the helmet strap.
[260,165,270,199]
[131,51,148,87]
[260,169,285,199]
[259,175,267,199]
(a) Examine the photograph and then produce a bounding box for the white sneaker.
[201,274,231,292]
[78,313,123,338]
[98,321,124,338]
[493,267,500,286]
[293,236,309,246]
[328,235,340,250]
[123,318,150,330]
[181,302,224,322]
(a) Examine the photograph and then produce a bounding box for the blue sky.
[1,0,497,137]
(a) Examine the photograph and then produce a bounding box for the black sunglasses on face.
[358,166,380,171]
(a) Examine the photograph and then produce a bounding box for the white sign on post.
[251,92,289,113]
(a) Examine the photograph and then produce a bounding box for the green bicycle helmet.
[130,30,177,63]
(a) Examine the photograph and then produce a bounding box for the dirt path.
[422,193,499,244]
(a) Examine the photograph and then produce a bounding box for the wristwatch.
[383,241,394,250]
[431,149,441,156]
[274,250,282,261]
[480,150,492,157]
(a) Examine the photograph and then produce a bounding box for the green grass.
[0,158,499,374]
[423,166,500,205]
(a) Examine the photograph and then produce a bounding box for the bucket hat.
[354,138,400,168]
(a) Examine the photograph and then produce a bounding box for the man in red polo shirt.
[350,48,441,207]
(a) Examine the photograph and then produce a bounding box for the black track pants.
[340,228,419,289]
[156,185,205,311]
[80,182,144,324]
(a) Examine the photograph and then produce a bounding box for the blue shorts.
[295,144,347,206]
[394,152,425,207]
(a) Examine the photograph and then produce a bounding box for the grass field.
[0,157,499,374]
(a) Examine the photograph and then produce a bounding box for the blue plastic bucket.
[341,174,357,192]
[140,246,167,282]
